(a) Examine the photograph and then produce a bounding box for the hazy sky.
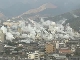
[0,0,80,8]
[0,0,80,17]
[0,0,29,8]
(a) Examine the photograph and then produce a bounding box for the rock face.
[21,3,57,15]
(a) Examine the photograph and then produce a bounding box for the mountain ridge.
[19,3,57,17]
[1,0,80,17]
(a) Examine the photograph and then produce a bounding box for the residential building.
[28,53,35,59]
[68,56,80,60]
[59,48,72,54]
[28,51,40,60]
[17,27,22,34]
[45,43,55,53]
[0,43,4,53]
[59,43,66,48]
[0,30,5,43]
[48,54,67,60]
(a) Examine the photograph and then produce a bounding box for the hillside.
[0,0,80,17]
[24,3,57,14]
[65,17,80,32]
[19,3,57,17]
[42,8,80,32]
[64,9,80,32]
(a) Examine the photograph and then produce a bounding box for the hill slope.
[20,3,57,17]
[1,0,80,17]
[43,8,80,32]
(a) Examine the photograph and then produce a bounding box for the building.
[34,51,40,60]
[28,53,35,59]
[53,40,59,49]
[68,56,80,60]
[59,43,66,48]
[53,40,66,49]
[59,48,72,54]
[48,54,67,60]
[0,30,5,43]
[0,43,4,53]
[28,51,40,60]
[17,27,22,34]
[66,40,79,47]
[3,21,19,27]
[45,43,55,54]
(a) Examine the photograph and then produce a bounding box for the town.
[0,18,80,60]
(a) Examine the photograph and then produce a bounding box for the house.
[59,43,66,48]
[68,56,80,60]
[0,43,4,53]
[28,51,40,60]
[0,30,5,43]
[45,43,55,54]
[59,48,72,54]
[48,54,67,60]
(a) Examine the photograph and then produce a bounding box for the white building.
[28,51,40,60]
